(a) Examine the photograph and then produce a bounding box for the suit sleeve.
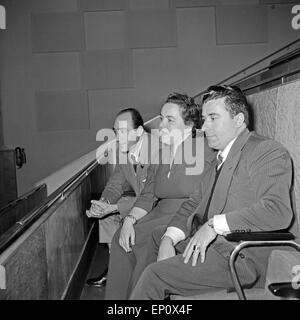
[117,196,137,218]
[132,164,159,213]
[167,185,203,236]
[226,141,294,232]
[101,164,131,204]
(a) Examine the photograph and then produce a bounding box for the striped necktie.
[216,154,224,170]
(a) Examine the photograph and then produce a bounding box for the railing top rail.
[0,183,47,213]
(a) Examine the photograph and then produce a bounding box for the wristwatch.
[207,218,214,230]
[124,214,137,225]
[100,197,110,204]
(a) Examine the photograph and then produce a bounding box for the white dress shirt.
[128,132,145,165]
[163,137,237,245]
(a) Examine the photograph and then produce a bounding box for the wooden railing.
[0,184,47,236]
[0,160,108,299]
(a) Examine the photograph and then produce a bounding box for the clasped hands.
[86,200,118,218]
[158,221,217,266]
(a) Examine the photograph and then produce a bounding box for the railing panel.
[45,178,92,299]
[247,79,300,233]
[0,164,105,300]
[0,224,48,300]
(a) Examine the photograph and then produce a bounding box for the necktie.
[191,155,224,233]
[216,154,223,170]
[130,154,138,172]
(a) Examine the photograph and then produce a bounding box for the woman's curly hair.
[164,92,202,137]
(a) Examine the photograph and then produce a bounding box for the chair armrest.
[268,282,300,299]
[224,231,294,242]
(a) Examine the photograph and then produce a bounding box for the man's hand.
[119,218,135,252]
[86,200,118,218]
[157,236,176,262]
[183,220,217,266]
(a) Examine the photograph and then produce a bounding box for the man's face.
[113,112,138,153]
[202,97,241,151]
[159,102,190,145]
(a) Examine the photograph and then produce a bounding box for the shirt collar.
[217,137,237,163]
[128,132,145,163]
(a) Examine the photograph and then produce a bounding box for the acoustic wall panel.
[32,53,81,90]
[35,91,89,131]
[130,0,170,9]
[78,0,129,11]
[31,13,84,52]
[171,0,217,7]
[82,50,133,89]
[84,11,126,50]
[127,9,177,48]
[88,89,136,130]
[216,5,268,44]
[267,4,300,45]
[28,0,78,12]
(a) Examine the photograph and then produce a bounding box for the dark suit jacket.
[101,132,159,217]
[169,128,298,286]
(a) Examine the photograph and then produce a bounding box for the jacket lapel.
[135,132,158,195]
[186,139,217,231]
[207,128,252,218]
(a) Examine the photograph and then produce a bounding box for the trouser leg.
[99,215,121,244]
[129,225,167,294]
[105,227,136,300]
[130,246,246,300]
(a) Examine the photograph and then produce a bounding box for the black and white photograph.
[0,0,300,308]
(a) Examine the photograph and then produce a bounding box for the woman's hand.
[119,218,135,252]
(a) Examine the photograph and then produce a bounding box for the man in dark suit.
[130,85,297,299]
[86,108,158,287]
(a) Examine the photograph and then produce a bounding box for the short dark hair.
[116,108,144,129]
[165,92,202,137]
[202,85,250,126]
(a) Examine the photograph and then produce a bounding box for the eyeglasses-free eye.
[113,128,135,135]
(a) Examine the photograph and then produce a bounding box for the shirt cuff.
[163,227,185,246]
[213,214,230,235]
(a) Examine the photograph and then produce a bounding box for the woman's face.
[159,102,192,145]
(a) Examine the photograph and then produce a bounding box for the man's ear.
[136,125,144,137]
[234,113,245,127]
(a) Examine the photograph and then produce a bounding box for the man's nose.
[159,118,166,129]
[201,119,209,132]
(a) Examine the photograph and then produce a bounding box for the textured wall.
[247,80,300,230]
